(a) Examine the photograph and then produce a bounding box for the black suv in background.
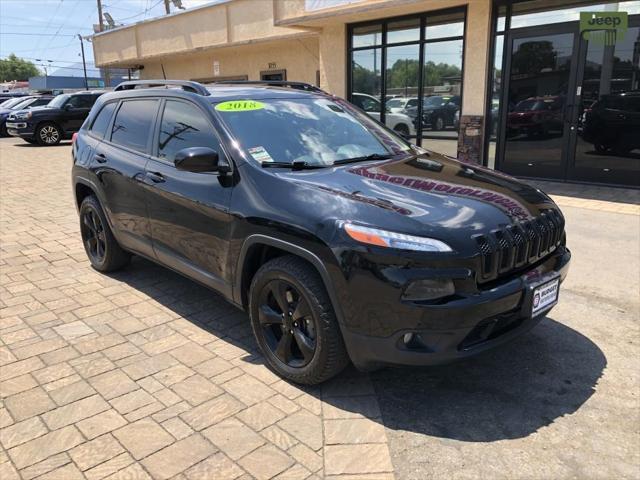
[72,80,570,384]
[7,90,104,145]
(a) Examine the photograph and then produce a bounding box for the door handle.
[146,171,165,183]
[94,153,107,163]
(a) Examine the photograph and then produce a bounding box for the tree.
[0,54,40,82]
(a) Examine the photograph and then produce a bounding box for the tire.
[0,123,7,138]
[433,116,444,131]
[79,195,130,272]
[394,124,410,138]
[35,122,62,146]
[249,255,349,385]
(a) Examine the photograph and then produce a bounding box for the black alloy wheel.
[258,279,317,368]
[78,195,130,272]
[81,207,107,264]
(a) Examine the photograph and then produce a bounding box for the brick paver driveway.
[1,137,638,479]
[0,138,394,479]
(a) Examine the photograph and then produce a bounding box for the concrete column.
[319,24,347,98]
[458,0,492,164]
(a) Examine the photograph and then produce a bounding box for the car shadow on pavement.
[368,318,607,441]
[111,256,606,443]
[13,142,71,147]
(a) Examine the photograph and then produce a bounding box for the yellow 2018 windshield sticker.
[215,100,265,112]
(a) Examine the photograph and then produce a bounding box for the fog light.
[403,333,414,344]
[402,279,454,301]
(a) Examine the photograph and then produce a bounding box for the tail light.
[71,132,78,144]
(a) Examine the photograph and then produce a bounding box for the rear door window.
[110,99,158,153]
[89,102,117,139]
[157,100,219,162]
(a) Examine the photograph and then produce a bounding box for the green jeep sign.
[580,11,628,45]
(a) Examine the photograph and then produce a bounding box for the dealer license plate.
[531,276,560,316]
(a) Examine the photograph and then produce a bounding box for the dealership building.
[92,0,640,187]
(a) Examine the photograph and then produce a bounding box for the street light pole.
[78,35,89,90]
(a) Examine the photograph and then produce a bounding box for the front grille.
[473,210,564,283]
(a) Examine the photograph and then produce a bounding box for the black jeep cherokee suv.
[72,80,571,384]
[8,90,104,145]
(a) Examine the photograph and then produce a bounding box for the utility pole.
[97,0,104,32]
[78,35,89,90]
[163,0,170,14]
[96,0,110,88]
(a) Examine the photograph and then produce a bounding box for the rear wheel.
[79,195,130,272]
[36,123,62,146]
[393,124,410,139]
[249,255,349,385]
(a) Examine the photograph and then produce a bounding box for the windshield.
[10,98,35,110]
[387,99,405,108]
[424,96,444,108]
[214,97,411,166]
[1,97,28,109]
[48,94,70,108]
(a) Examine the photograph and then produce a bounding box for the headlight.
[342,223,452,252]
[15,111,32,120]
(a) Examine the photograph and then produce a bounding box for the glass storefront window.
[352,24,382,48]
[387,18,420,44]
[487,33,504,169]
[510,1,640,29]
[425,11,465,40]
[351,49,382,99]
[385,44,420,141]
[422,39,463,144]
[349,8,466,155]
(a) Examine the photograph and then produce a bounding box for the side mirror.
[64,104,74,111]
[174,147,230,174]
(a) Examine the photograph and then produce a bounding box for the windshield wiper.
[332,153,392,165]
[261,161,326,171]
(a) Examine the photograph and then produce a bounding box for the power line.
[1,32,78,37]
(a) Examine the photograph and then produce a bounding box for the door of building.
[497,19,640,186]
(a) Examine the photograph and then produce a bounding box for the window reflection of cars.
[386,97,419,114]
[580,92,640,155]
[350,93,416,138]
[418,95,460,131]
[507,96,564,137]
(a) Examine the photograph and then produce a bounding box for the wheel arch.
[234,235,346,327]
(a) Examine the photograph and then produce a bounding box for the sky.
[0,0,215,77]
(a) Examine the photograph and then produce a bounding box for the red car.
[507,96,564,136]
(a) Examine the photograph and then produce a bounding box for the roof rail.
[114,80,210,96]
[212,80,326,93]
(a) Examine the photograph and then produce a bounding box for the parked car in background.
[0,95,54,137]
[72,79,570,384]
[580,91,640,155]
[0,92,28,103]
[507,96,564,137]
[350,93,416,138]
[7,91,105,145]
[386,97,419,114]
[421,95,460,131]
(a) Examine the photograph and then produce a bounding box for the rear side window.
[69,95,98,109]
[110,100,158,153]
[158,100,219,162]
[89,102,117,139]
[30,98,51,107]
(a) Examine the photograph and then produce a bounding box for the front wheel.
[249,256,349,385]
[36,123,62,146]
[79,195,130,272]
[394,124,410,139]
[433,116,445,131]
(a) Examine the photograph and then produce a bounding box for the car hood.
[275,151,558,248]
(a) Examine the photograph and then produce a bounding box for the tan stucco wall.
[318,24,346,97]
[93,0,311,67]
[461,0,492,116]
[140,36,319,86]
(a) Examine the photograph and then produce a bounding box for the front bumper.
[6,122,34,138]
[341,246,571,369]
